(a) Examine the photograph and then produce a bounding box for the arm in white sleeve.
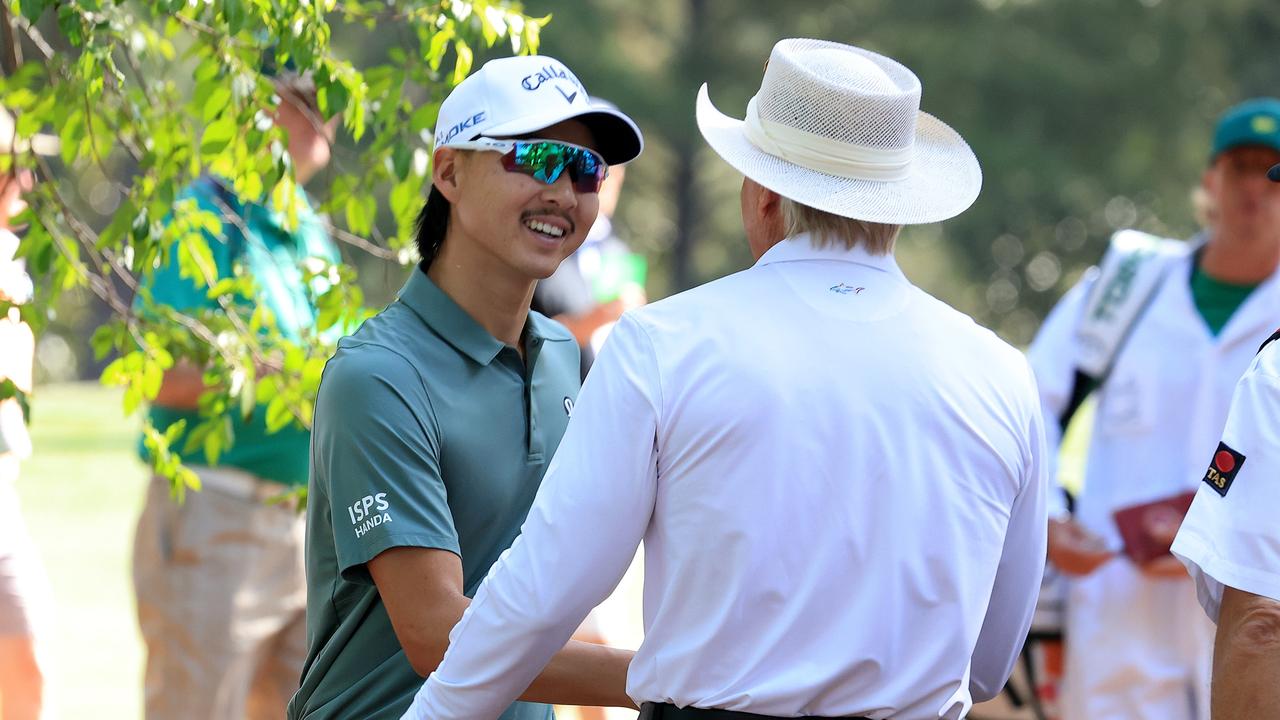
[404,313,662,720]
[1174,363,1280,621]
[969,362,1050,701]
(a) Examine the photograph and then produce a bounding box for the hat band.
[744,97,913,181]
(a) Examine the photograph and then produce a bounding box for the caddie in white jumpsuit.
[1028,98,1280,720]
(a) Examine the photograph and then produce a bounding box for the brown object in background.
[1112,491,1197,565]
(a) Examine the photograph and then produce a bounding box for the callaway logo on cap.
[432,54,644,166]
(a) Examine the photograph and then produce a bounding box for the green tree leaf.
[344,191,377,236]
[200,116,238,158]
[451,40,474,85]
[202,86,234,123]
[15,0,48,24]
[5,0,550,497]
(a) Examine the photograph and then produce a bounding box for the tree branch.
[6,8,53,61]
[324,221,398,259]
[0,0,21,75]
[201,187,292,366]
[34,154,140,294]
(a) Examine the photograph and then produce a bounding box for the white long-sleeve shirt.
[406,236,1048,720]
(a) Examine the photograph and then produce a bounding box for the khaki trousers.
[132,469,306,720]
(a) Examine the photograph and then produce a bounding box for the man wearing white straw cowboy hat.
[0,104,57,720]
[404,38,1048,720]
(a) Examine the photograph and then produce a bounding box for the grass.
[17,382,143,719]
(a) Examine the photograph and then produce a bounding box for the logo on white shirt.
[829,283,864,295]
[1203,442,1245,497]
[348,492,393,538]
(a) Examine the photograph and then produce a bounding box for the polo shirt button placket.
[525,336,545,462]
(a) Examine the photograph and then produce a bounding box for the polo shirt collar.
[398,268,506,365]
[397,268,574,365]
[755,232,905,279]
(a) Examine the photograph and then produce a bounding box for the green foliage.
[140,418,201,501]
[4,0,548,494]
[0,377,17,403]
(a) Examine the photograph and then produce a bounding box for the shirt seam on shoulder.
[628,314,665,425]
[336,339,445,451]
[1246,369,1280,388]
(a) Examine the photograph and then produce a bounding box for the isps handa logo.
[348,492,393,538]
[1202,442,1245,497]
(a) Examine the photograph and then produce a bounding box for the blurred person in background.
[289,54,643,720]
[0,106,56,720]
[1170,157,1280,720]
[1028,98,1280,720]
[130,57,341,720]
[532,98,647,381]
[405,38,1047,720]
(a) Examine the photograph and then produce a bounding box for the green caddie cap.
[1211,98,1280,160]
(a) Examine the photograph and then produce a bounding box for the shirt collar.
[397,268,573,366]
[754,233,906,279]
[399,268,506,365]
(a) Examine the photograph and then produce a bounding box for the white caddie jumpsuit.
[1027,244,1280,720]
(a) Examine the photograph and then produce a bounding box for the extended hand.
[1138,508,1188,579]
[1047,517,1115,576]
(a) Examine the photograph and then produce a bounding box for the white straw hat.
[696,38,981,225]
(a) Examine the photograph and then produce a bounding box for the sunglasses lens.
[570,149,606,194]
[506,141,606,193]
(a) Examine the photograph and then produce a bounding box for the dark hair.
[415,184,450,271]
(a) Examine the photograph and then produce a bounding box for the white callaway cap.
[434,55,643,165]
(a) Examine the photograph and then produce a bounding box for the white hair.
[779,196,902,254]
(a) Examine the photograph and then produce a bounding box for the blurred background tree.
[4,0,1280,480]
[1,0,545,489]
[524,0,1280,343]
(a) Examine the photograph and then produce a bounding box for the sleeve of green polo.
[312,343,459,584]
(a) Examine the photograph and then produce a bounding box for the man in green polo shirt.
[289,55,643,720]
[132,65,340,720]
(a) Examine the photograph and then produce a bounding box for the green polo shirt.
[137,178,339,486]
[289,268,579,720]
[1190,265,1258,336]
